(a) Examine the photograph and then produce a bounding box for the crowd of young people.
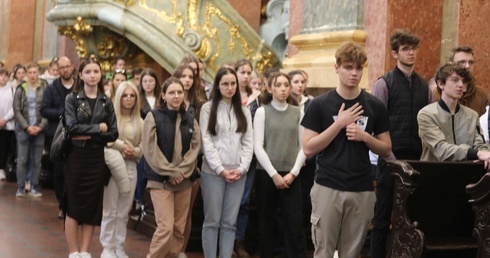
[1,28,487,258]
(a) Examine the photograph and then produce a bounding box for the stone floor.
[0,180,218,258]
[0,179,344,258]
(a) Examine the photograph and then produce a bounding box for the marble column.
[227,0,262,33]
[5,0,37,68]
[282,0,368,93]
[0,1,10,64]
[457,0,490,92]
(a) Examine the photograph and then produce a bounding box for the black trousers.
[256,169,307,258]
[371,158,393,258]
[44,135,65,204]
[0,130,15,169]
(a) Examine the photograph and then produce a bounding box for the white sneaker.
[68,252,80,258]
[100,248,117,258]
[79,252,92,258]
[115,247,129,258]
[0,169,6,180]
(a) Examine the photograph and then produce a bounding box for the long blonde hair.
[114,81,143,145]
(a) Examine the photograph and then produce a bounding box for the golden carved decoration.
[58,17,93,58]
[188,0,199,31]
[139,0,181,24]
[253,51,274,73]
[195,38,211,60]
[202,3,252,66]
[176,14,185,37]
[97,35,127,58]
[118,0,275,72]
[114,0,135,7]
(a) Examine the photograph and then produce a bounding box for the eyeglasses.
[58,65,72,70]
[400,46,419,53]
[122,93,136,100]
[455,60,476,66]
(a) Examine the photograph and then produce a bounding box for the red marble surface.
[364,0,443,91]
[458,0,490,92]
[6,0,37,68]
[287,0,303,57]
[227,0,262,33]
[364,0,388,91]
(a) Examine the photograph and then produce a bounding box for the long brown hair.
[179,55,207,105]
[173,63,205,111]
[160,77,186,113]
[235,59,253,96]
[139,68,161,109]
[207,67,248,136]
[74,58,104,93]
[261,72,298,106]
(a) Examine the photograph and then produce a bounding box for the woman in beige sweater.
[142,77,201,258]
[100,81,143,258]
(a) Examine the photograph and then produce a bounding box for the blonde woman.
[100,81,143,258]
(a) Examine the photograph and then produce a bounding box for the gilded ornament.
[195,38,211,60]
[57,17,93,58]
[203,3,252,61]
[97,35,127,58]
[188,0,199,31]
[139,0,180,24]
[253,51,274,73]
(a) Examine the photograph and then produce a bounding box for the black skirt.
[63,145,109,225]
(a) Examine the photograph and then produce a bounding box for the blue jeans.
[15,129,45,190]
[235,157,256,240]
[201,172,246,258]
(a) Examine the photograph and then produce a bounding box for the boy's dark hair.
[435,63,473,95]
[335,41,367,67]
[0,67,8,76]
[448,46,474,62]
[114,56,125,65]
[389,29,420,52]
[131,67,143,77]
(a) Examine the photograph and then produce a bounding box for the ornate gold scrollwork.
[253,51,274,73]
[114,0,135,6]
[58,17,93,58]
[139,0,180,24]
[97,35,127,57]
[188,0,199,31]
[122,0,276,72]
[202,3,253,66]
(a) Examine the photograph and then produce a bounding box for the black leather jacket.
[64,90,118,148]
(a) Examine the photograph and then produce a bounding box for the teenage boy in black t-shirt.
[301,41,392,258]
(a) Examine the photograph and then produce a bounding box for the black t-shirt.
[301,89,390,191]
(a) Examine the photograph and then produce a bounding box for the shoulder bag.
[50,115,70,163]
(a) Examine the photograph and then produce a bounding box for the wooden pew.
[387,160,489,258]
[466,172,490,258]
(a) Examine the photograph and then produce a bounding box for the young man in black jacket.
[41,56,75,218]
[370,29,431,258]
